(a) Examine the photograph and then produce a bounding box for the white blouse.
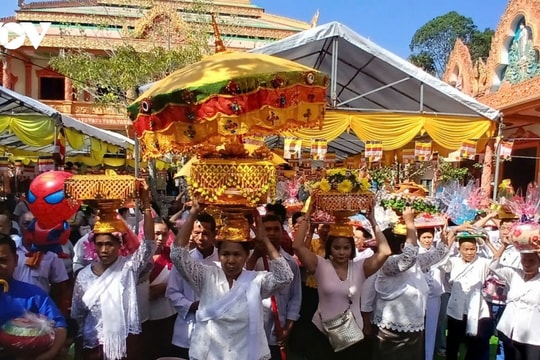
[374,243,447,332]
[171,245,293,360]
[495,268,540,346]
[440,256,492,322]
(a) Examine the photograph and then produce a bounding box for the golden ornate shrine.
[0,0,313,131]
[443,0,540,192]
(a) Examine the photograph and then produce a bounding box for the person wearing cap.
[70,184,155,360]
[439,227,502,360]
[490,244,540,360]
[292,201,392,359]
[372,209,451,360]
[170,200,293,360]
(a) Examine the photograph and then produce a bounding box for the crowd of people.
[0,186,539,360]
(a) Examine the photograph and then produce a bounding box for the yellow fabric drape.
[90,138,108,162]
[422,116,493,150]
[282,112,349,147]
[64,128,85,150]
[283,110,495,152]
[349,113,424,150]
[0,115,55,146]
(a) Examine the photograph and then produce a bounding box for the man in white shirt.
[166,212,219,359]
[247,214,302,360]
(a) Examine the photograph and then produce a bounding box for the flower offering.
[309,168,374,214]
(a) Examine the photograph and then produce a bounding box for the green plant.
[437,161,469,182]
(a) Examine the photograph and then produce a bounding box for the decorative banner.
[402,149,415,164]
[365,141,383,162]
[283,138,302,159]
[53,128,66,167]
[460,140,477,160]
[311,139,327,161]
[38,156,55,173]
[499,140,514,160]
[414,141,432,162]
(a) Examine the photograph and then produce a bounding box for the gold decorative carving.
[479,76,540,109]
[132,3,187,41]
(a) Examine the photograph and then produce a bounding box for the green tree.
[409,11,493,77]
[408,51,436,75]
[48,0,212,214]
[470,28,495,61]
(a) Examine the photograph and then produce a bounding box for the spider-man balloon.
[25,171,81,257]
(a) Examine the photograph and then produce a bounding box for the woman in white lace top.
[491,248,540,360]
[170,202,293,360]
[373,208,451,360]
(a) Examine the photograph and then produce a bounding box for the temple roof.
[11,0,310,32]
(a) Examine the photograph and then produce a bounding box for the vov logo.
[0,22,51,50]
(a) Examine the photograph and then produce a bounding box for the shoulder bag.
[319,260,364,352]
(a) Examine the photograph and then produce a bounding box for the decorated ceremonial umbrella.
[127,21,328,159]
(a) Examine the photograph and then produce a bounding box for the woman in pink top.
[292,207,392,360]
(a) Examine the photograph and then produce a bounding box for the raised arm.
[363,200,392,277]
[141,183,154,241]
[291,215,318,274]
[380,208,419,276]
[175,200,202,247]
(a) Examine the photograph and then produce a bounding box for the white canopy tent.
[0,86,134,163]
[249,22,501,158]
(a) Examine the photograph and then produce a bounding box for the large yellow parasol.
[128,19,328,159]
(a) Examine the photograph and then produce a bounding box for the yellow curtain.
[90,138,108,162]
[283,110,495,152]
[422,115,494,150]
[64,128,85,150]
[349,113,424,150]
[0,115,55,146]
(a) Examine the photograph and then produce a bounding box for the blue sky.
[0,0,509,58]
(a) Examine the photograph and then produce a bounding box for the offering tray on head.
[64,172,142,201]
[510,222,540,252]
[188,143,277,207]
[215,207,254,242]
[313,191,374,214]
[414,213,446,229]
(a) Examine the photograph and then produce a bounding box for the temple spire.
[211,14,227,53]
[310,9,320,28]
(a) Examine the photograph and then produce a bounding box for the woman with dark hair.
[292,204,392,360]
[372,209,451,360]
[144,216,177,359]
[492,249,540,360]
[417,226,446,360]
[71,185,155,360]
[171,202,293,360]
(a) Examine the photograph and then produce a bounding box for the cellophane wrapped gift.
[505,183,540,251]
[0,312,55,356]
[283,178,304,217]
